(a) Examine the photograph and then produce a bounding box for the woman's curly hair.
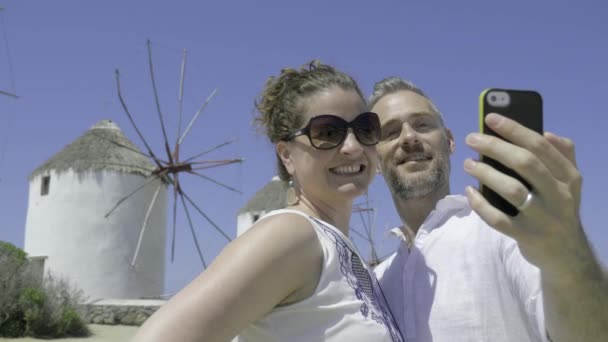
[254,60,364,181]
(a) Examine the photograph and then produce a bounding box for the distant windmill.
[108,40,243,269]
[25,119,169,300]
[237,177,382,265]
[351,193,381,266]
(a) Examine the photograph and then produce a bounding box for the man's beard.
[383,144,451,200]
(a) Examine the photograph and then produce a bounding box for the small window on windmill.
[252,213,260,223]
[41,176,50,196]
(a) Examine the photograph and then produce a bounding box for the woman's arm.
[130,213,323,342]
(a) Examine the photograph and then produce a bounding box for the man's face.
[372,90,454,200]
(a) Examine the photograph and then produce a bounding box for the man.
[370,77,607,342]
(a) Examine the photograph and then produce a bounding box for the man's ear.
[276,141,295,176]
[445,128,456,154]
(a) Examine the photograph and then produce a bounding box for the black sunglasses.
[284,112,381,150]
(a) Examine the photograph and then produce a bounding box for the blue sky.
[1,0,606,295]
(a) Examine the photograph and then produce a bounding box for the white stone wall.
[24,169,167,300]
[83,299,167,326]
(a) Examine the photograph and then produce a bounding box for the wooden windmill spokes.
[0,89,17,98]
[107,40,243,269]
[351,192,380,266]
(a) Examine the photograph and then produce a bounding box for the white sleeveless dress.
[235,209,404,342]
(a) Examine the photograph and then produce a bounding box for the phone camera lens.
[490,95,497,102]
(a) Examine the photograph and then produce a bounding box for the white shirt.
[374,195,548,342]
[236,209,404,342]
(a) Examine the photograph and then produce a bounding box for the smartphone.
[479,88,543,216]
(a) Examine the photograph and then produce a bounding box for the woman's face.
[277,87,378,205]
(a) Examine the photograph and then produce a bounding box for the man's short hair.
[368,76,445,126]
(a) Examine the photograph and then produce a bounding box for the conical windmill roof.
[238,176,288,214]
[29,120,154,180]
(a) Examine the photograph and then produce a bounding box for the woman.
[131,60,403,342]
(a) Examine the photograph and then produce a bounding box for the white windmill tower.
[24,119,168,300]
[236,176,287,236]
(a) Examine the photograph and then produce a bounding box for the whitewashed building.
[236,176,287,236]
[24,120,167,300]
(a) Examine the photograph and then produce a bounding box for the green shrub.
[0,241,27,264]
[20,287,46,307]
[37,274,90,338]
[20,287,53,337]
[0,242,90,338]
[58,307,89,337]
[0,241,37,337]
[0,312,25,338]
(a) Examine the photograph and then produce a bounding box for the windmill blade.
[115,69,164,169]
[353,206,374,236]
[370,206,378,236]
[180,190,231,242]
[359,208,375,237]
[105,175,159,217]
[356,209,370,236]
[131,182,163,267]
[146,39,174,165]
[1,9,18,99]
[188,170,243,194]
[350,227,370,242]
[191,158,243,171]
[183,138,238,164]
[370,210,379,262]
[178,189,207,268]
[170,174,179,262]
[366,200,376,237]
[0,90,17,98]
[369,249,380,266]
[368,233,379,265]
[178,88,218,146]
[175,48,187,150]
[356,193,375,236]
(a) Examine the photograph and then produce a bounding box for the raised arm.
[463,113,608,341]
[130,214,323,342]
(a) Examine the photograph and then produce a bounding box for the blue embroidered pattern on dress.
[311,217,404,342]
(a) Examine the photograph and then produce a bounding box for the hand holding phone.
[478,88,543,216]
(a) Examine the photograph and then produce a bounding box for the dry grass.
[0,324,138,342]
